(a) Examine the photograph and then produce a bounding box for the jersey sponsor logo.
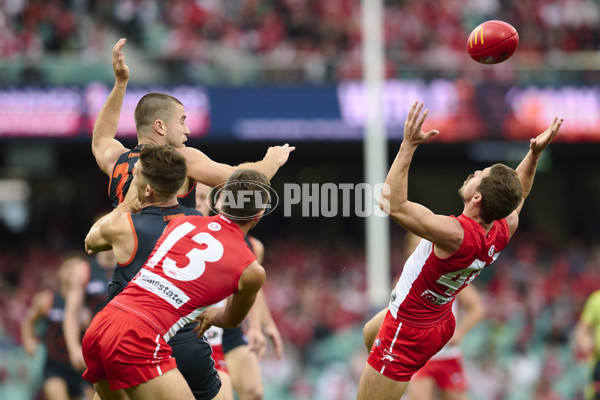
[133,269,190,308]
[374,338,381,346]
[208,222,221,231]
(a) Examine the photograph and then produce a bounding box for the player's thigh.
[94,380,129,400]
[216,370,234,400]
[407,376,436,400]
[441,389,469,400]
[43,377,70,400]
[124,369,194,400]
[363,308,387,350]
[357,362,409,400]
[225,345,263,399]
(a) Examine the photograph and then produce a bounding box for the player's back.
[113,214,256,341]
[108,204,201,300]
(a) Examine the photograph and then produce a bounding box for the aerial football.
[467,20,519,64]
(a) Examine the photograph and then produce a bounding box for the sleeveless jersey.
[389,214,510,327]
[43,292,70,365]
[86,257,111,317]
[112,215,257,341]
[108,204,201,300]
[108,144,197,209]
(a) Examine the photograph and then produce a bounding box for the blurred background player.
[92,38,293,211]
[63,248,115,374]
[196,183,284,400]
[21,254,92,400]
[82,168,270,400]
[363,232,485,400]
[575,289,600,399]
[85,144,222,399]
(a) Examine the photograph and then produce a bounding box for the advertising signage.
[0,81,599,141]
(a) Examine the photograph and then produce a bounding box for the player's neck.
[141,197,179,209]
[463,208,494,233]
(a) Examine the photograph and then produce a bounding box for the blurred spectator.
[2,0,600,84]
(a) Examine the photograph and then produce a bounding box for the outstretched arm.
[92,38,130,176]
[506,117,563,235]
[380,102,462,255]
[179,144,294,187]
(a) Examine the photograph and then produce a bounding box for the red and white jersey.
[112,215,256,341]
[431,301,461,360]
[389,214,509,327]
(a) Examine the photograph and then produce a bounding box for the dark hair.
[139,144,187,196]
[219,170,270,222]
[478,163,522,223]
[134,93,182,132]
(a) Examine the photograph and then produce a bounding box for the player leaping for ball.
[93,38,294,210]
[356,101,563,400]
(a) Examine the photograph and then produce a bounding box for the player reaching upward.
[84,145,221,399]
[92,38,293,210]
[357,101,563,399]
[82,166,271,400]
[362,233,486,400]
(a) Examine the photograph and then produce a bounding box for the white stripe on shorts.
[380,322,402,375]
[154,334,163,376]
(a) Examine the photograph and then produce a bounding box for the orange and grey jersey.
[43,292,70,365]
[108,204,201,301]
[108,145,197,209]
[86,257,112,318]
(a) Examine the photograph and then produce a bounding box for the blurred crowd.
[1,228,598,399]
[1,0,600,84]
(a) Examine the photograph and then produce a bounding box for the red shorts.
[412,356,467,390]
[211,344,229,374]
[367,310,455,382]
[82,304,177,391]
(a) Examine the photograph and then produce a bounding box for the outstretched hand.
[531,117,563,156]
[265,143,295,167]
[402,101,439,146]
[113,38,130,81]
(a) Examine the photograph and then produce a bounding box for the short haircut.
[134,93,182,132]
[139,144,187,196]
[478,163,522,223]
[219,170,270,222]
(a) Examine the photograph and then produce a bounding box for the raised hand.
[265,143,295,167]
[530,117,564,156]
[112,38,130,81]
[402,101,439,146]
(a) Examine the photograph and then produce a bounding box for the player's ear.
[153,119,166,136]
[472,192,482,205]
